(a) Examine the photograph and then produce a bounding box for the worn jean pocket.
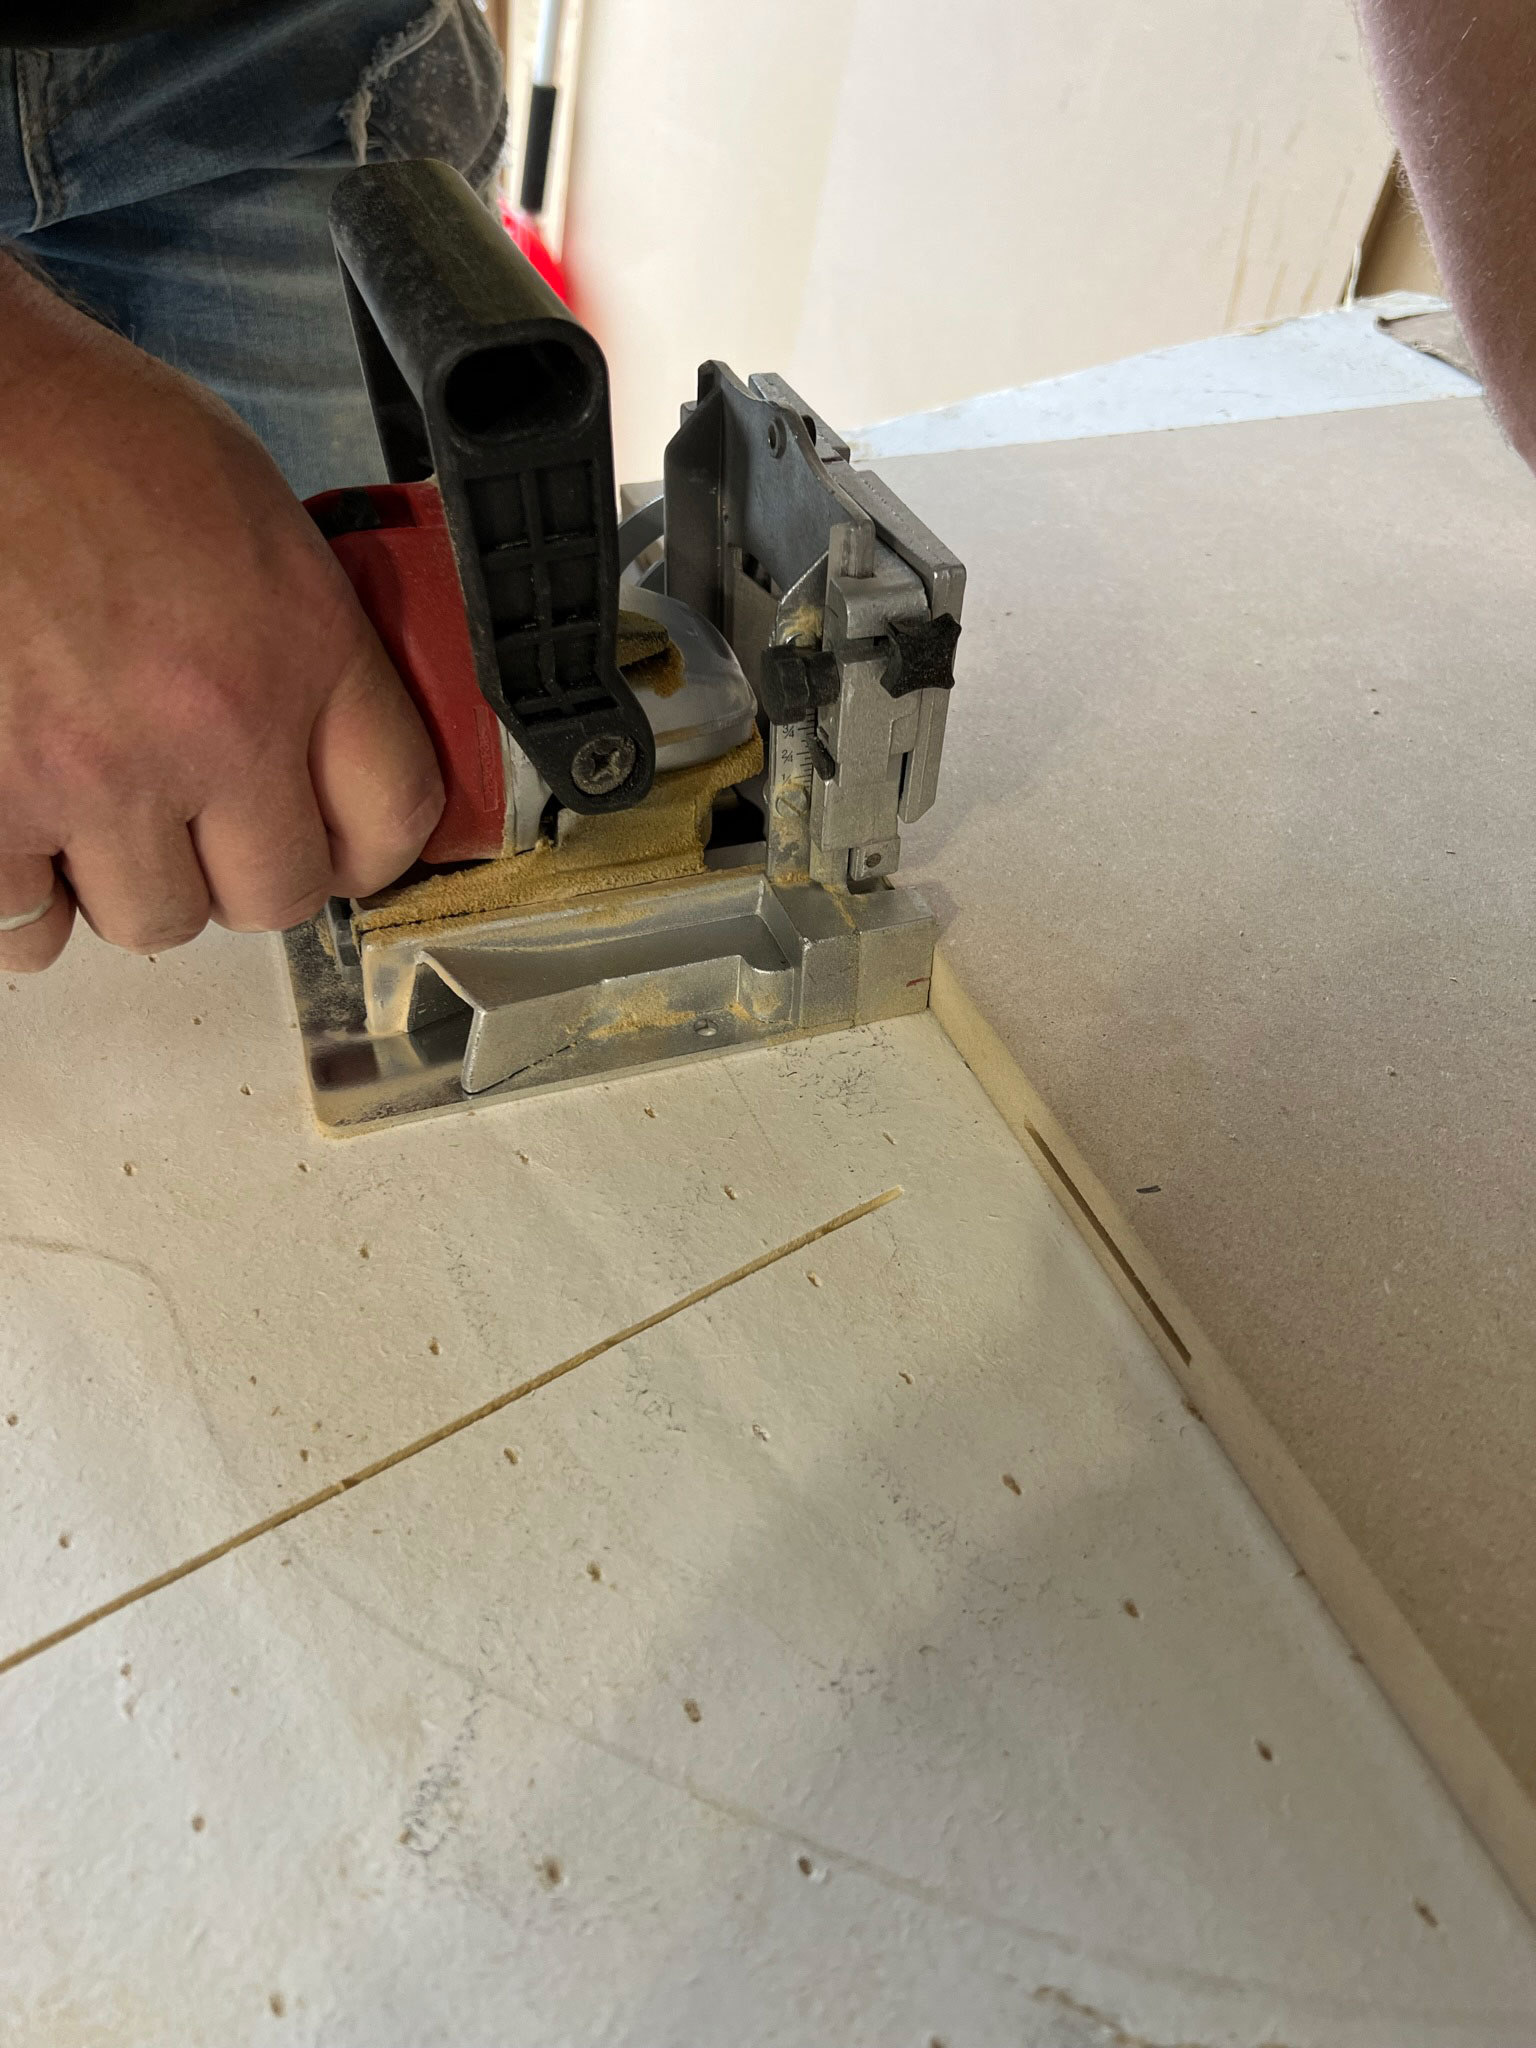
[2,0,507,234]
[343,0,507,190]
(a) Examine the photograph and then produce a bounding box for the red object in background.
[306,482,507,865]
[501,202,569,303]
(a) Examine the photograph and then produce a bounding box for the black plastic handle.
[328,158,653,815]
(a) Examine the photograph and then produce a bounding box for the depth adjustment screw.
[570,733,638,797]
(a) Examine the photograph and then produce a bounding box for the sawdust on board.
[354,731,763,939]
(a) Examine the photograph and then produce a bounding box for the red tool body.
[307,481,509,866]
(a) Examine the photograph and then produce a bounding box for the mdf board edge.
[929,945,1536,1921]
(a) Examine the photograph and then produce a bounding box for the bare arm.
[1358,2,1536,468]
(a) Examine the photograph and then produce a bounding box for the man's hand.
[0,254,444,973]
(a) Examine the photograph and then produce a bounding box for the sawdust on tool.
[624,642,687,698]
[615,608,670,668]
[616,608,686,699]
[354,731,763,939]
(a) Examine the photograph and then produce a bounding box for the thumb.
[309,629,445,899]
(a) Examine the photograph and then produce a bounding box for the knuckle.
[155,658,296,768]
[199,674,281,753]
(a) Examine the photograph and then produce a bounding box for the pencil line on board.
[0,1186,903,1680]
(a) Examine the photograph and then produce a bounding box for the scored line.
[0,1186,903,1680]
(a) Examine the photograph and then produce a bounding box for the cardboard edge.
[929,944,1536,1917]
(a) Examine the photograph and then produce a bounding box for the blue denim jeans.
[0,1,505,495]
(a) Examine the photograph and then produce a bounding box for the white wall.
[560,0,1394,483]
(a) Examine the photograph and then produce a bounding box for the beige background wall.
[1358,156,1444,298]
[545,0,1397,482]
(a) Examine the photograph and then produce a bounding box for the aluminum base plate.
[284,868,935,1135]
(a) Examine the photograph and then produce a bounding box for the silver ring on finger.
[0,883,57,933]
